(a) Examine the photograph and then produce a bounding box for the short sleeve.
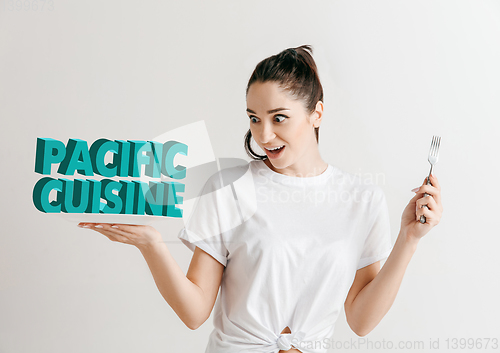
[177,173,231,267]
[178,228,228,267]
[356,188,394,270]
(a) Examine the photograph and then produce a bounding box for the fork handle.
[419,167,433,224]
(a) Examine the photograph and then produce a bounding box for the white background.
[1,1,499,352]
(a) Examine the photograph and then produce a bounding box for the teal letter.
[101,179,123,214]
[144,181,164,216]
[119,180,135,214]
[161,141,187,179]
[60,179,90,213]
[58,139,94,176]
[132,181,146,215]
[85,179,102,214]
[34,138,66,175]
[145,141,162,178]
[163,181,184,218]
[89,139,118,177]
[32,177,63,213]
[114,140,130,177]
[129,140,151,177]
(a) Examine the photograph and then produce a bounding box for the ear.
[311,100,324,128]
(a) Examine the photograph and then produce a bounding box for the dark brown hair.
[244,44,324,160]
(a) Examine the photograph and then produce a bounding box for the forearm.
[349,230,419,336]
[138,242,206,329]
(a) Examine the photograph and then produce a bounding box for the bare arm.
[140,242,224,329]
[79,223,225,330]
[344,174,443,336]
[344,230,418,336]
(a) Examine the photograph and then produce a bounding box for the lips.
[267,146,284,153]
[265,145,285,159]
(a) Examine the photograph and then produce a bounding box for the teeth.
[265,145,284,151]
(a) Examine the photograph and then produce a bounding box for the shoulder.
[330,165,386,207]
[202,159,253,193]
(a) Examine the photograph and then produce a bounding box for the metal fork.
[420,135,441,224]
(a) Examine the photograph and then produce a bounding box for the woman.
[78,45,443,353]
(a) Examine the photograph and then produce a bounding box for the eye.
[274,114,287,123]
[248,114,288,124]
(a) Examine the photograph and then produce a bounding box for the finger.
[407,193,420,213]
[83,224,127,241]
[409,187,422,198]
[93,223,134,239]
[412,179,441,203]
[419,175,433,186]
[428,173,441,190]
[415,203,433,221]
[412,184,441,205]
[416,194,437,211]
[416,206,439,226]
[79,222,113,229]
[108,223,142,235]
[423,193,443,214]
[93,228,131,244]
[416,176,432,193]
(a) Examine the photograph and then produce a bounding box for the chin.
[267,158,289,169]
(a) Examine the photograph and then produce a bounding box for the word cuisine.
[32,138,187,217]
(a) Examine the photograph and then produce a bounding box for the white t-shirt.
[177,159,394,353]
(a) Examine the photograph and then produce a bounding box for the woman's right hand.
[78,223,163,252]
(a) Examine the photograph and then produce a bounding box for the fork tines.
[430,136,441,157]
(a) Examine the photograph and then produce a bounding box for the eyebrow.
[246,107,290,115]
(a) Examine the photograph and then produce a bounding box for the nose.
[257,121,276,144]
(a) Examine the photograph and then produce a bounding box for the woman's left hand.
[400,173,443,242]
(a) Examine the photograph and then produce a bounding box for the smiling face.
[246,81,324,176]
